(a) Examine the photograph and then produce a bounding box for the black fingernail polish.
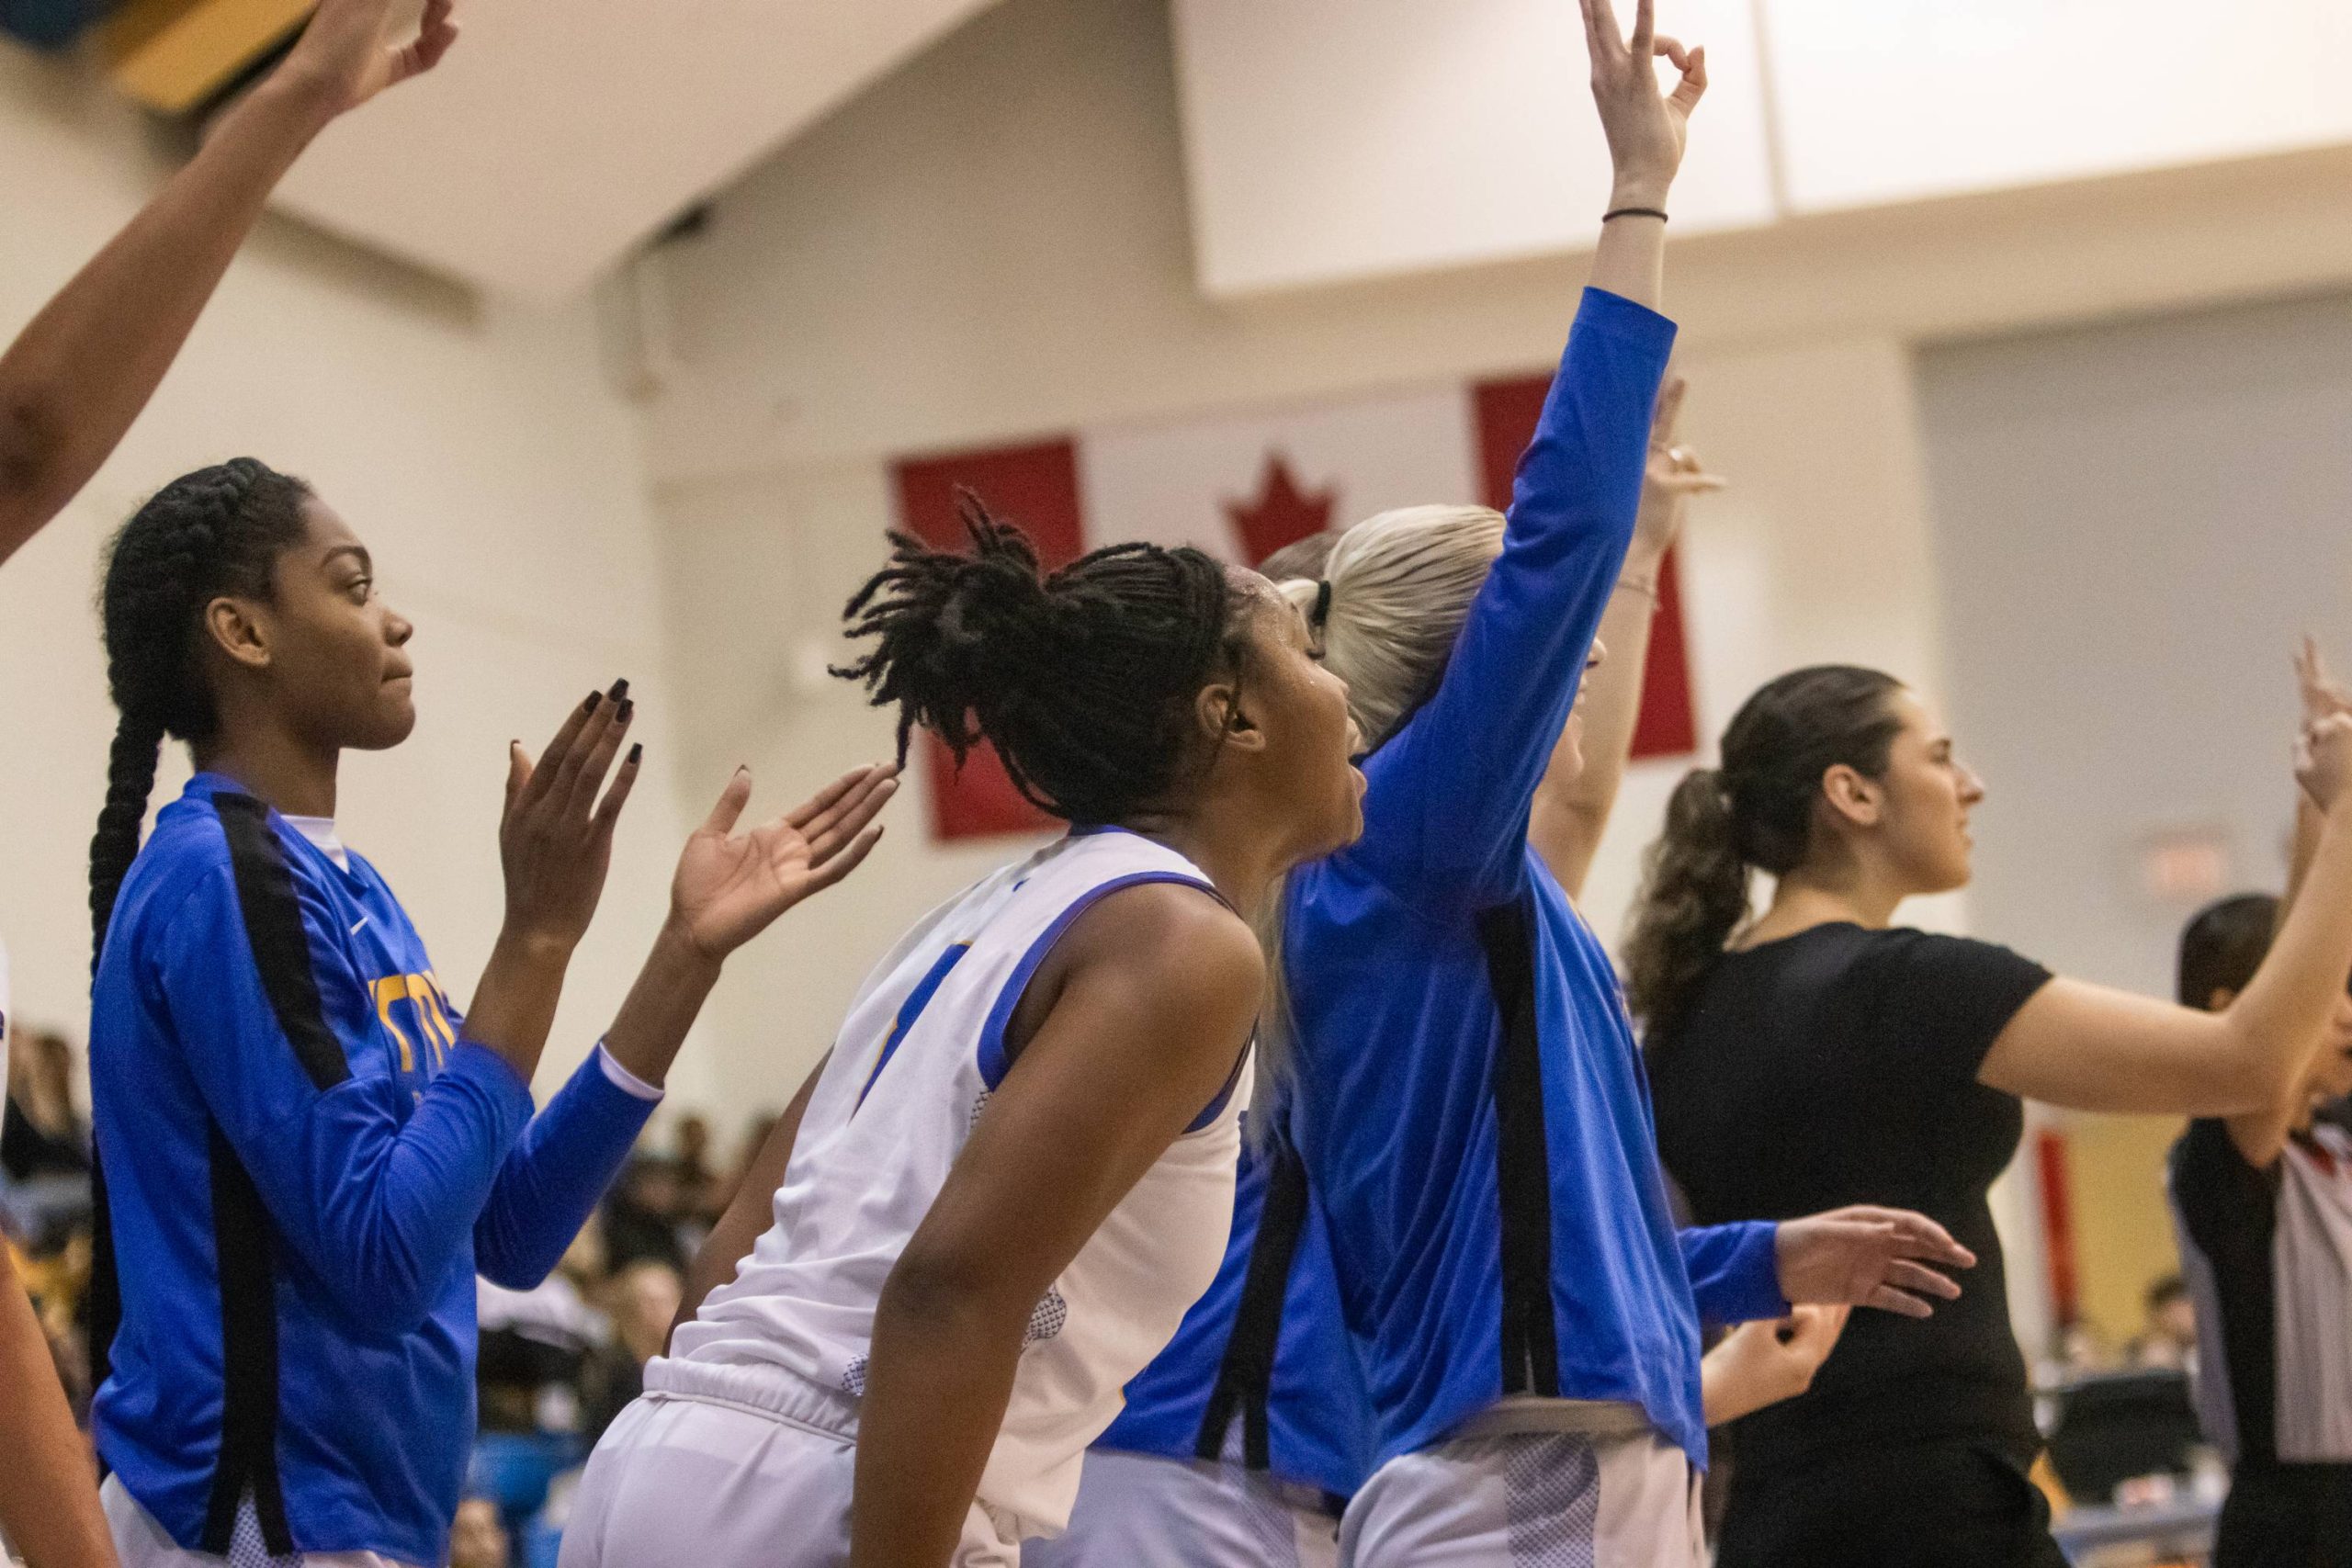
[627,742,643,765]
[608,677,630,701]
[618,698,634,724]
[582,692,600,715]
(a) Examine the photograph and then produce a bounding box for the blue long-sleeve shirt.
[1285,288,1782,1475]
[1096,1114,1376,1499]
[89,773,655,1566]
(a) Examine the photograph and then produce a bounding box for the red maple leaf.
[1225,453,1337,566]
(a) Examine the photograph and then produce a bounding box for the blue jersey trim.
[858,942,972,1110]
[975,872,1221,1091]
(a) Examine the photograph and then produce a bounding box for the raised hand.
[668,762,900,962]
[1774,1205,1977,1319]
[2300,712,2352,815]
[2297,636,2352,728]
[275,0,460,118]
[500,682,639,953]
[1634,374,1727,560]
[1580,0,1707,208]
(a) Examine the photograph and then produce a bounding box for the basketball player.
[1246,8,1976,1564]
[1,7,460,1564]
[85,458,895,1567]
[563,500,1366,1567]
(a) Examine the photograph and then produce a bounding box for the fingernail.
[582,692,601,715]
[607,677,630,702]
[618,698,634,724]
[736,763,750,775]
[627,742,643,765]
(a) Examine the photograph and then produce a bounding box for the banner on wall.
[891,371,1697,840]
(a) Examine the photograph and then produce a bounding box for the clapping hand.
[667,762,900,962]
[1775,1205,1976,1319]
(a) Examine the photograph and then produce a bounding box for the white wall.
[0,49,707,1105]
[1918,291,2352,999]
[630,0,1992,1117]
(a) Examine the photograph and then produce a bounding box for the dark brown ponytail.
[1624,665,1906,1033]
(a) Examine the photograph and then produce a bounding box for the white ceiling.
[270,0,1002,301]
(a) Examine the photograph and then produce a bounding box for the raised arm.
[1355,0,1702,908]
[1979,709,2352,1114]
[851,889,1261,1568]
[0,0,458,563]
[2223,640,2352,1167]
[474,763,893,1287]
[1531,376,1724,896]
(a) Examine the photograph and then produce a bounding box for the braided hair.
[90,458,313,975]
[836,492,1249,825]
[1623,665,1905,1033]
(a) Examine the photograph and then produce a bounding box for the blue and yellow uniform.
[90,773,656,1566]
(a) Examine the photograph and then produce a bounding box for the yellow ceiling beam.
[103,0,316,115]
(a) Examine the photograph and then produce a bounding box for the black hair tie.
[1311,580,1333,629]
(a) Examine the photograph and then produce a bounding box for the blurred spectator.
[477,1225,609,1438]
[3,1027,91,1180]
[600,1156,689,1273]
[674,1113,724,1224]
[449,1495,511,1568]
[2129,1273,2199,1372]
[583,1260,682,1442]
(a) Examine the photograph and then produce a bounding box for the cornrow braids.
[89,457,313,976]
[836,492,1249,825]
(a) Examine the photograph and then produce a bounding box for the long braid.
[837,493,1245,824]
[85,457,312,1401]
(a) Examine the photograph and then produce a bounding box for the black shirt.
[1646,921,2053,1469]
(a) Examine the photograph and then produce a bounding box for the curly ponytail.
[90,458,312,973]
[1624,664,1906,1034]
[835,491,1249,825]
[1623,768,1750,1032]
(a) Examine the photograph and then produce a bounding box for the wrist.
[655,914,730,982]
[491,924,578,974]
[243,68,345,134]
[1608,176,1673,212]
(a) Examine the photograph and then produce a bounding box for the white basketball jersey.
[662,828,1250,1534]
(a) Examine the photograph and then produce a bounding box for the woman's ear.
[203,594,273,671]
[1196,680,1269,754]
[1820,762,1882,829]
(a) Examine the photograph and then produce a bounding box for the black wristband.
[1602,207,1670,223]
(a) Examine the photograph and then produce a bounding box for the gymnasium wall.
[0,48,713,1105]
[1917,288,2352,1344]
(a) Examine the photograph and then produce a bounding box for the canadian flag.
[891,371,1696,839]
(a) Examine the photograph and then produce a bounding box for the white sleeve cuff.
[595,1041,665,1102]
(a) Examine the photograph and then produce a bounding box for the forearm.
[0,75,335,558]
[1531,567,1665,895]
[463,930,575,1085]
[474,1051,656,1287]
[851,1279,1026,1568]
[2230,799,2339,1166]
[600,922,724,1091]
[1587,170,1668,310]
[2226,799,2352,1093]
[1681,1222,1787,1326]
[0,1278,116,1568]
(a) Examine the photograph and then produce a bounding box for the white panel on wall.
[1172,0,1776,298]
[1764,0,2352,213]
